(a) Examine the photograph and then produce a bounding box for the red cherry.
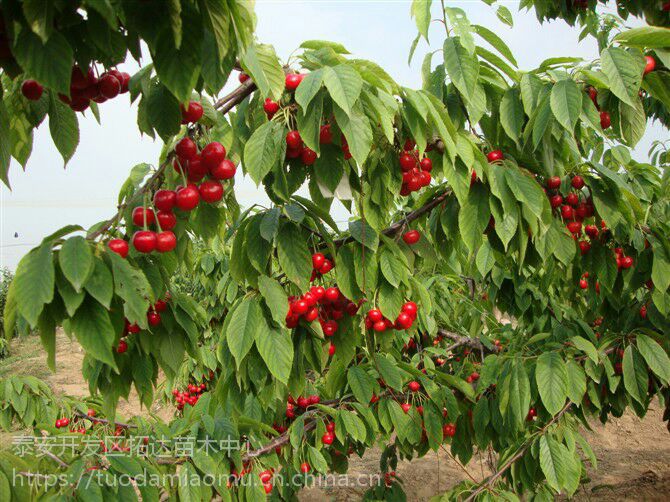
[286,130,302,149]
[600,111,611,129]
[324,287,340,303]
[561,205,574,220]
[402,230,420,245]
[312,253,326,270]
[293,300,309,315]
[408,381,420,392]
[402,301,418,317]
[157,210,177,230]
[198,181,224,203]
[154,190,177,212]
[621,256,633,269]
[419,170,432,187]
[70,97,90,112]
[399,152,417,172]
[132,207,155,227]
[373,320,387,332]
[579,279,588,290]
[301,147,317,165]
[566,193,579,207]
[419,157,433,172]
[263,482,273,494]
[211,159,236,180]
[546,176,561,190]
[585,225,598,238]
[176,138,198,161]
[322,320,338,336]
[117,340,128,354]
[238,72,250,83]
[571,175,585,190]
[587,86,598,107]
[640,305,647,319]
[263,98,279,117]
[320,124,332,144]
[401,403,412,414]
[487,150,503,162]
[579,241,591,255]
[321,433,334,445]
[119,72,130,93]
[156,231,177,253]
[567,221,582,234]
[181,101,204,123]
[395,312,413,330]
[147,311,161,326]
[21,80,43,101]
[319,259,334,274]
[328,344,336,356]
[108,239,129,258]
[285,73,303,91]
[200,142,226,171]
[643,56,656,76]
[304,307,319,322]
[71,66,96,90]
[132,231,157,253]
[153,300,168,312]
[176,185,200,211]
[98,74,121,99]
[550,194,563,209]
[300,462,310,473]
[310,286,325,301]
[407,175,421,191]
[367,309,383,323]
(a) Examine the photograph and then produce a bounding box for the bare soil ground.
[2,332,669,501]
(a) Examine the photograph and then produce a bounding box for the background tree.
[1,0,670,500]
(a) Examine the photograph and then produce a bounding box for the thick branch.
[333,188,452,248]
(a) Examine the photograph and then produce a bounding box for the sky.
[0,1,664,270]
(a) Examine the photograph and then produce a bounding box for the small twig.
[75,410,138,429]
[438,329,500,354]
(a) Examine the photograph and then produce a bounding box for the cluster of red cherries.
[285,393,321,419]
[22,66,130,113]
[116,298,168,353]
[286,284,360,338]
[54,408,96,432]
[364,301,418,332]
[284,129,317,165]
[545,174,600,254]
[399,140,433,196]
[171,381,208,411]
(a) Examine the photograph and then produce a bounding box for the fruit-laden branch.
[87,80,255,242]
[333,188,453,248]
[463,401,573,502]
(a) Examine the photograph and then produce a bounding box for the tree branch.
[463,402,573,502]
[438,329,500,354]
[74,410,138,429]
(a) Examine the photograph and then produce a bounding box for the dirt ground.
[2,332,670,501]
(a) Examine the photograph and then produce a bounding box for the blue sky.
[0,1,663,270]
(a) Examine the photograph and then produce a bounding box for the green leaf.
[276,224,312,290]
[333,103,372,165]
[70,297,117,370]
[499,358,530,429]
[146,83,181,140]
[226,297,263,366]
[496,5,513,27]
[472,24,517,67]
[258,275,289,326]
[565,360,587,404]
[255,317,293,384]
[295,69,324,111]
[458,183,490,252]
[536,352,569,415]
[443,37,479,103]
[550,80,582,132]
[410,0,432,41]
[240,43,285,101]
[570,336,598,363]
[23,0,54,42]
[348,219,378,251]
[539,435,567,492]
[374,355,403,391]
[347,366,374,404]
[323,64,363,116]
[622,346,648,405]
[500,88,524,143]
[108,252,152,328]
[58,236,93,292]
[613,27,670,49]
[84,259,113,309]
[243,121,284,185]
[636,334,670,385]
[260,207,281,242]
[300,40,350,54]
[152,28,200,103]
[48,94,79,166]
[12,30,73,95]
[601,47,643,107]
[13,243,55,328]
